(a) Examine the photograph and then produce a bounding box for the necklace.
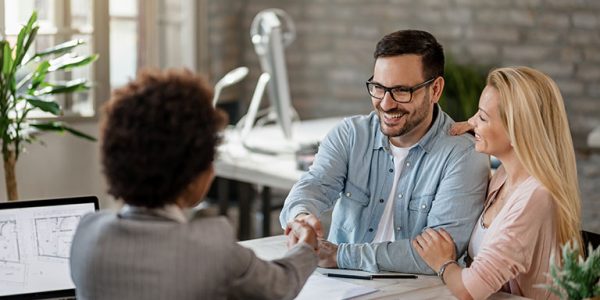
[480,183,509,229]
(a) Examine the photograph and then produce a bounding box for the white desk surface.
[240,235,528,300]
[215,117,342,190]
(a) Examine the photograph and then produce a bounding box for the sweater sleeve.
[461,185,554,300]
[228,240,318,300]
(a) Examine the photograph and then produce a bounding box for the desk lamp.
[212,66,249,107]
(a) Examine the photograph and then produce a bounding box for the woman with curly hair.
[69,68,318,300]
[412,66,582,300]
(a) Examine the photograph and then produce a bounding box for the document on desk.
[294,274,378,300]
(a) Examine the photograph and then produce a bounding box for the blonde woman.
[412,66,582,300]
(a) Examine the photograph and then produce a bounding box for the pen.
[325,273,372,280]
[371,274,417,279]
[325,273,418,280]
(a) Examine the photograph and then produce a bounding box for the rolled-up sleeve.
[461,187,554,300]
[279,120,351,226]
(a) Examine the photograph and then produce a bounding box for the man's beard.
[378,92,430,138]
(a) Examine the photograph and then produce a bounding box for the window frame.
[0,0,110,121]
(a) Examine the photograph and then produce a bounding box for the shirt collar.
[373,104,444,153]
[119,203,189,223]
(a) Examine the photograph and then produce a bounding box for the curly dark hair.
[374,29,445,80]
[101,68,227,208]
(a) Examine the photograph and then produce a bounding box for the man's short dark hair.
[101,68,226,208]
[374,29,445,80]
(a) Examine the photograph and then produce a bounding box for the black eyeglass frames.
[366,76,436,103]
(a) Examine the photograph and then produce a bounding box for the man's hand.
[285,220,318,251]
[286,213,324,239]
[412,228,457,272]
[317,239,338,268]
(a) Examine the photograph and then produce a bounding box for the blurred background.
[0,0,598,234]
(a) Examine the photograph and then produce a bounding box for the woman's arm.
[442,263,473,300]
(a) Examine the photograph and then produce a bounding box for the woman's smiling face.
[468,85,512,156]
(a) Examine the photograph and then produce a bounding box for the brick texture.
[206,0,600,233]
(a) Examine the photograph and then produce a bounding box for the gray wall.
[206,0,600,232]
[0,122,113,208]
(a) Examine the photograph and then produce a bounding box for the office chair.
[581,230,600,257]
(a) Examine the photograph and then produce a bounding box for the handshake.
[285,213,338,268]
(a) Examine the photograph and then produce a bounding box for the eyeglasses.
[366,76,436,103]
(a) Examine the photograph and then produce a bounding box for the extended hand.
[449,121,474,136]
[285,220,318,251]
[287,213,324,238]
[412,228,457,272]
[317,239,338,268]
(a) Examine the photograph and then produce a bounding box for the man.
[279,30,489,274]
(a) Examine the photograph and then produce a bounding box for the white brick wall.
[207,0,600,233]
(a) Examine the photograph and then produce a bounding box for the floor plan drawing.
[34,215,81,259]
[0,220,20,263]
[0,219,25,283]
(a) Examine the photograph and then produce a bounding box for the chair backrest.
[581,230,600,257]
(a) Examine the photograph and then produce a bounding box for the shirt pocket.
[340,180,370,207]
[408,194,434,213]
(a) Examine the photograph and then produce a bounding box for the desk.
[240,235,528,300]
[215,117,341,239]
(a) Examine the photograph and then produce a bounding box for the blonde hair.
[487,66,582,253]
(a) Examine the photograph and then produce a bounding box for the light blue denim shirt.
[280,106,489,274]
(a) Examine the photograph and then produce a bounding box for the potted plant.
[541,241,600,300]
[0,11,97,201]
[439,57,488,122]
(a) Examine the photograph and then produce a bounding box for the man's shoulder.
[333,112,376,130]
[431,117,477,154]
[333,112,380,137]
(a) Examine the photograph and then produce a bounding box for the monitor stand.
[236,72,302,155]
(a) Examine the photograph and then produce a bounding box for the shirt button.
[396,226,402,231]
[389,168,393,173]
[379,199,384,203]
[406,162,411,167]
[421,204,427,209]
[346,192,352,197]
[368,228,374,232]
[398,194,403,198]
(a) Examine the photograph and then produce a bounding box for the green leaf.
[30,61,50,90]
[0,40,5,75]
[48,54,98,72]
[19,26,39,64]
[63,125,97,141]
[24,96,61,115]
[2,42,13,77]
[30,121,96,141]
[439,56,488,122]
[34,39,86,57]
[30,121,64,132]
[34,79,90,96]
[14,12,38,68]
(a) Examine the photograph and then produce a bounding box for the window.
[0,0,202,118]
[137,0,200,71]
[109,0,137,88]
[0,0,109,118]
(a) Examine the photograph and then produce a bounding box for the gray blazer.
[69,210,317,300]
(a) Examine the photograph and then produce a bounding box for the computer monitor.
[0,196,99,300]
[250,8,297,142]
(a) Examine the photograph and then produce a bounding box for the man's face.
[370,55,434,139]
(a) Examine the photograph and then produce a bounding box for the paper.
[294,274,378,300]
